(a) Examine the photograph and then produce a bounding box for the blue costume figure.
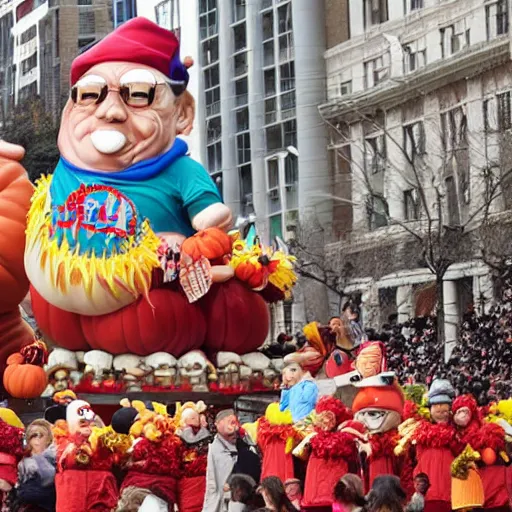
[279,362,319,423]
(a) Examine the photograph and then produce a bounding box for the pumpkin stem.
[20,339,49,366]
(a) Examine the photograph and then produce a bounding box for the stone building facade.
[321,0,511,355]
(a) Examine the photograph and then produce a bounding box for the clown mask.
[315,410,337,432]
[355,408,401,434]
[430,403,451,424]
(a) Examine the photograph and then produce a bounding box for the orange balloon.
[482,447,497,466]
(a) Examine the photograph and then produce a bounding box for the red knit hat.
[70,17,189,92]
[316,396,352,426]
[352,385,404,415]
[452,395,478,415]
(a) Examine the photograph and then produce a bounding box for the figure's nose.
[94,90,128,123]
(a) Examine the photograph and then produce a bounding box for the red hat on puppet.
[316,396,352,426]
[452,395,478,416]
[352,385,404,415]
[71,17,189,93]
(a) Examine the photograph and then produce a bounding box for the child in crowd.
[405,474,430,512]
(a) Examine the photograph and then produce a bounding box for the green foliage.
[0,98,60,183]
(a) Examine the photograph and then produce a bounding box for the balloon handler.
[20,17,297,358]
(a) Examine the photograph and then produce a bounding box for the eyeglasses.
[71,80,170,108]
[29,432,46,440]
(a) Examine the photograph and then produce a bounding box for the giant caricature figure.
[4,18,295,358]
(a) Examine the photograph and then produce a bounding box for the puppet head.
[175,400,207,429]
[315,396,352,432]
[60,17,193,172]
[215,409,239,444]
[352,380,404,434]
[67,399,96,437]
[452,395,479,429]
[281,362,305,388]
[427,379,455,424]
[354,342,386,379]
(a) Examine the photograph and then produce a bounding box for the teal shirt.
[49,140,222,256]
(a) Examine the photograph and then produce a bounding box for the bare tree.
[319,90,512,353]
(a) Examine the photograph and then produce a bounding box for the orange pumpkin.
[0,148,35,375]
[31,286,206,356]
[181,228,232,261]
[3,340,48,399]
[481,447,497,466]
[234,261,267,290]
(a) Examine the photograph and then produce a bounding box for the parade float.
[0,17,301,421]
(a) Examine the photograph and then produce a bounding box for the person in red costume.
[411,379,458,512]
[452,395,509,512]
[294,396,361,510]
[54,399,118,512]
[352,374,405,492]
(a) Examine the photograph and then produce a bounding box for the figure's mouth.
[90,130,127,154]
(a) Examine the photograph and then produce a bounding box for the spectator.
[405,473,430,512]
[228,474,258,512]
[333,474,366,512]
[367,475,406,512]
[257,477,298,512]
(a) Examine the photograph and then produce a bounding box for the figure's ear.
[176,91,195,136]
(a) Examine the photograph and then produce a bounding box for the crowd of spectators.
[372,285,512,405]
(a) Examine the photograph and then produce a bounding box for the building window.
[277,3,292,34]
[266,124,283,151]
[206,116,221,144]
[441,106,467,152]
[279,33,294,63]
[20,25,36,45]
[365,134,386,174]
[233,23,247,53]
[404,189,420,220]
[21,52,37,75]
[367,194,389,230]
[78,37,95,49]
[403,39,426,73]
[236,107,250,133]
[79,9,95,36]
[78,0,93,4]
[205,86,220,117]
[239,164,253,216]
[409,0,423,11]
[445,176,460,225]
[155,0,179,31]
[340,80,352,96]
[265,97,277,125]
[207,141,222,173]
[280,91,296,117]
[280,61,295,92]
[199,0,216,15]
[284,119,297,148]
[440,22,470,58]
[263,40,275,67]
[403,121,426,159]
[232,0,246,23]
[204,65,219,90]
[486,0,509,40]
[199,0,217,39]
[234,52,248,77]
[264,68,276,97]
[114,0,137,27]
[211,172,223,198]
[285,154,298,210]
[364,54,390,89]
[235,78,248,107]
[202,37,219,66]
[237,133,251,165]
[364,0,388,28]
[497,91,512,131]
[262,11,274,41]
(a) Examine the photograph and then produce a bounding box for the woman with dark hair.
[333,474,366,512]
[366,475,406,512]
[257,476,298,512]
